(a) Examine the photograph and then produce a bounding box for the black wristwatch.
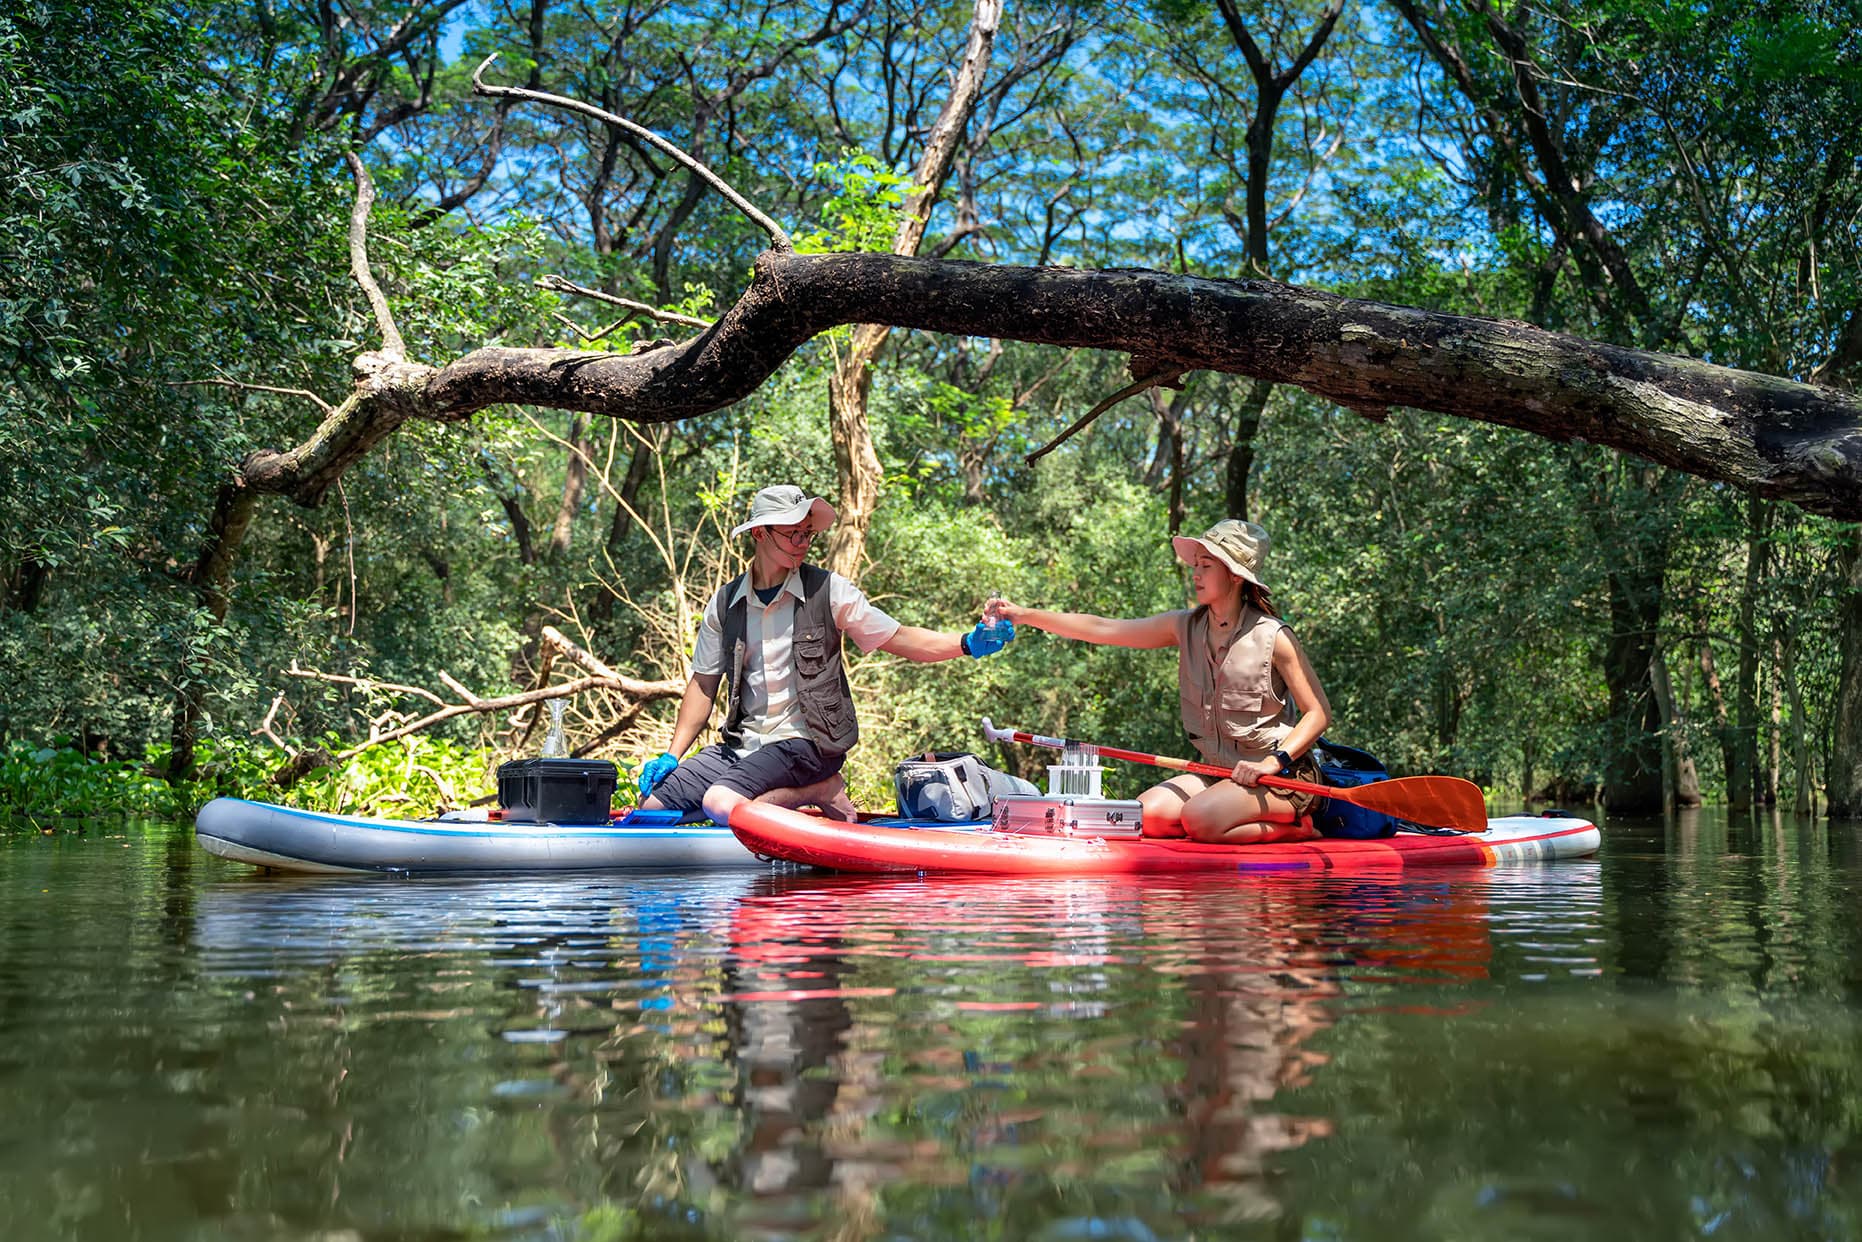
[1272,748,1294,774]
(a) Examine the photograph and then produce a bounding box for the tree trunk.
[1768,632,1783,807]
[1224,378,1273,521]
[1650,642,1702,813]
[1700,638,1734,799]
[1208,0,1341,524]
[1730,495,1770,807]
[1828,528,1862,816]
[1780,632,1812,816]
[166,486,259,780]
[2,558,48,614]
[823,0,1001,578]
[547,413,590,561]
[1601,554,1668,815]
[1146,387,1187,534]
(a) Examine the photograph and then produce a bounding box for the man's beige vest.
[1175,605,1295,766]
[716,564,859,756]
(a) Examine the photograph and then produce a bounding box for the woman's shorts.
[1170,753,1325,815]
[1274,754,1325,816]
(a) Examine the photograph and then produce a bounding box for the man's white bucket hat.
[730,484,839,538]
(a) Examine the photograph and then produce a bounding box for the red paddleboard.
[730,803,1600,875]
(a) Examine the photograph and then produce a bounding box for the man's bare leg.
[703,774,858,825]
[755,772,858,820]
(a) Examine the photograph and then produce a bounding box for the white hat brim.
[1172,534,1261,586]
[731,496,838,538]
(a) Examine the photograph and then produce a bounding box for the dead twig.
[282,629,683,766]
[170,378,335,416]
[536,274,715,329]
[1026,365,1188,464]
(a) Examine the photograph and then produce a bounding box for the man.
[638,484,1013,825]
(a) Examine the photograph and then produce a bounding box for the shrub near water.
[0,737,497,825]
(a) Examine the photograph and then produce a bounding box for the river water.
[1,811,1859,1240]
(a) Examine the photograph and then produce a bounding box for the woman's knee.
[1179,788,1282,842]
[1135,788,1181,836]
[1178,798,1229,842]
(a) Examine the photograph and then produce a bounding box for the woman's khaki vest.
[1175,605,1294,766]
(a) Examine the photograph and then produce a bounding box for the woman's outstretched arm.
[992,602,1179,649]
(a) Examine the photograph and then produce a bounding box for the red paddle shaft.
[978,718,1489,832]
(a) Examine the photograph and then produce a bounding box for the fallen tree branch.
[286,671,633,758]
[229,250,1862,519]
[285,663,446,707]
[278,630,683,774]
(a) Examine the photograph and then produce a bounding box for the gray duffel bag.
[894,751,1038,822]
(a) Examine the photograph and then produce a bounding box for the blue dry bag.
[1311,741,1401,839]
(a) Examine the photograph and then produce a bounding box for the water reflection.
[11,818,1862,1239]
[177,864,1609,1238]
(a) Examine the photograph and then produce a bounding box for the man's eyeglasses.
[769,524,815,545]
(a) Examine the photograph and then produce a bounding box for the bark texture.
[236,254,1862,520]
[1829,529,1862,816]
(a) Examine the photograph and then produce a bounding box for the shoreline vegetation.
[6,3,1853,823]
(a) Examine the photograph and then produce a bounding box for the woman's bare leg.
[1139,774,1209,838]
[1179,781,1318,845]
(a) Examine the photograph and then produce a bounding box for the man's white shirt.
[691,568,900,751]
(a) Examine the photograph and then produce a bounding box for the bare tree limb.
[549,310,629,344]
[472,52,794,251]
[343,151,406,358]
[1027,366,1186,465]
[171,378,336,416]
[278,622,683,771]
[229,250,1862,520]
[535,274,715,328]
[285,663,448,707]
[437,670,485,706]
[253,691,293,751]
[285,668,680,760]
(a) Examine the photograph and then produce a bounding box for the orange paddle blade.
[1263,773,1488,833]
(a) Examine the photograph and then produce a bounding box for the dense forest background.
[3,0,1858,819]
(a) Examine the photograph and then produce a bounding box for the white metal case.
[991,794,1145,839]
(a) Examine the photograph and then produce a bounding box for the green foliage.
[0,735,497,825]
[3,0,1850,819]
[794,151,914,254]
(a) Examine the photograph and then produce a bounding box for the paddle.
[979,717,1488,833]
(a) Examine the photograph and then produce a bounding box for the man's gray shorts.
[648,738,845,813]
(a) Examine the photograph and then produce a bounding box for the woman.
[994,519,1330,844]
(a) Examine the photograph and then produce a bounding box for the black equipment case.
[497,758,618,824]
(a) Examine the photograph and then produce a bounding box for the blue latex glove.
[638,751,679,796]
[960,619,1015,658]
